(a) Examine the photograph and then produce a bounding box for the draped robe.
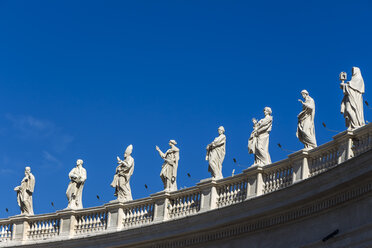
[206,134,226,180]
[160,146,179,191]
[111,156,134,202]
[16,173,35,215]
[297,96,317,149]
[66,166,87,209]
[341,67,365,130]
[248,115,272,165]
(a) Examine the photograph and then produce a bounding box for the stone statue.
[66,159,87,210]
[297,90,317,149]
[111,145,134,202]
[156,140,179,191]
[14,167,35,215]
[248,107,273,165]
[340,67,365,130]
[206,126,226,180]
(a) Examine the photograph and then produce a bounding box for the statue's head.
[264,107,272,116]
[301,89,309,99]
[352,67,361,76]
[124,144,133,157]
[218,126,225,135]
[76,159,83,166]
[25,166,31,175]
[169,140,177,146]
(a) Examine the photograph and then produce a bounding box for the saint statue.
[14,167,35,215]
[111,144,134,202]
[297,90,317,149]
[206,126,226,180]
[340,67,365,130]
[156,140,179,191]
[66,159,87,210]
[248,107,273,165]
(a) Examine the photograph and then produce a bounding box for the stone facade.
[0,123,371,247]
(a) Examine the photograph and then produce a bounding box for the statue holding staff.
[111,144,134,202]
[248,107,273,165]
[340,67,365,130]
[156,140,179,191]
[14,166,35,215]
[206,126,226,180]
[66,159,87,210]
[297,90,317,149]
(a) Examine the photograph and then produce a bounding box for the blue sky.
[0,0,371,217]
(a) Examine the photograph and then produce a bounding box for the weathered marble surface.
[297,90,317,149]
[66,159,87,209]
[111,145,134,202]
[248,107,273,165]
[156,140,179,191]
[340,67,365,130]
[14,167,35,215]
[206,126,226,180]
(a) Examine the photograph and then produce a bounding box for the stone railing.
[168,187,201,219]
[121,198,154,229]
[74,207,108,235]
[262,160,293,194]
[307,141,339,176]
[27,214,60,240]
[0,123,371,246]
[0,221,12,242]
[216,174,247,208]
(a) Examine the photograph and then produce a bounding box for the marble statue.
[66,159,87,209]
[340,67,365,130]
[111,145,134,202]
[156,140,179,191]
[206,126,226,180]
[248,107,273,165]
[14,167,35,215]
[297,90,317,149]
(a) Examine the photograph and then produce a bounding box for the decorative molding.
[147,180,372,248]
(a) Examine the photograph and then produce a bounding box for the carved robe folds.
[341,67,365,130]
[111,156,134,202]
[66,161,87,210]
[248,114,272,165]
[15,169,35,215]
[160,146,179,191]
[206,133,226,180]
[297,95,317,149]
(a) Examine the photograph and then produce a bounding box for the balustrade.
[28,217,60,240]
[168,189,201,219]
[75,210,107,234]
[352,127,371,157]
[0,222,12,241]
[0,124,370,246]
[216,176,247,208]
[263,161,293,194]
[123,201,154,228]
[308,143,339,176]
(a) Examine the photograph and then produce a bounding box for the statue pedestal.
[197,178,218,212]
[243,165,265,199]
[151,191,171,222]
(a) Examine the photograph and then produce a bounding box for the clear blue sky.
[0,0,371,217]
